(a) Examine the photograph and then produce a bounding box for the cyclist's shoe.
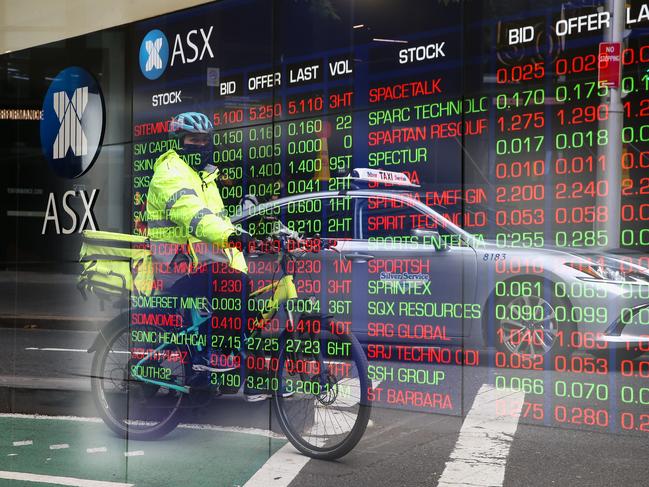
[244,391,296,402]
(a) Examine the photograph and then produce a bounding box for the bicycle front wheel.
[274,328,371,460]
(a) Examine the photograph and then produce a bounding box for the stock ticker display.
[130,0,649,433]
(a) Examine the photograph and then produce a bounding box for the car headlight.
[565,262,649,283]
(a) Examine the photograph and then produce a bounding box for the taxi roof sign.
[350,168,420,188]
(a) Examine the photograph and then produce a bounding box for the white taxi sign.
[350,168,420,187]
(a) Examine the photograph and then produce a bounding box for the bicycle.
[88,225,371,460]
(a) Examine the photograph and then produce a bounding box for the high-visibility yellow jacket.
[146,149,247,274]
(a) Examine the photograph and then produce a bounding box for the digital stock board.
[108,0,649,437]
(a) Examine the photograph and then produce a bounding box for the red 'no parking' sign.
[598,42,621,88]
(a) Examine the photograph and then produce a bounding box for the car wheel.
[493,281,574,360]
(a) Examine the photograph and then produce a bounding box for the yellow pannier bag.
[78,230,154,300]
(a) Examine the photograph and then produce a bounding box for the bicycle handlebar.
[247,227,336,256]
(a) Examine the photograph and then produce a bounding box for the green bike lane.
[0,415,286,487]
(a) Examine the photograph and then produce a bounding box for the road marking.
[437,384,524,487]
[1,315,111,322]
[49,444,70,450]
[86,447,107,454]
[0,471,134,487]
[0,414,102,423]
[179,422,284,439]
[243,443,310,487]
[0,375,89,391]
[23,347,128,355]
[243,391,348,487]
[13,440,32,447]
[0,413,285,439]
[25,347,93,353]
[124,451,144,457]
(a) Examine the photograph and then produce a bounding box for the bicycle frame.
[130,271,298,393]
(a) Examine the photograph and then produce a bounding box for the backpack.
[78,230,154,301]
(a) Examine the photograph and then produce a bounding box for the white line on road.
[437,384,525,487]
[24,347,130,354]
[1,315,110,322]
[124,451,144,457]
[0,413,285,439]
[0,471,133,487]
[243,393,342,487]
[24,347,92,353]
[12,440,32,446]
[0,375,90,391]
[243,443,311,487]
[49,444,70,450]
[86,447,107,454]
[0,414,102,423]
[178,422,285,439]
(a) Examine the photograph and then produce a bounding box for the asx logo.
[40,66,105,179]
[139,29,169,80]
[170,26,214,66]
[139,26,214,79]
[52,87,88,159]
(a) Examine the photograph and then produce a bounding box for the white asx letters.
[171,26,214,66]
[41,189,99,235]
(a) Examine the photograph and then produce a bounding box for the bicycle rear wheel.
[91,324,189,440]
[274,327,371,460]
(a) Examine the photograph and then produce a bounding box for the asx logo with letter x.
[145,37,164,71]
[40,66,105,179]
[139,29,169,80]
[52,86,88,159]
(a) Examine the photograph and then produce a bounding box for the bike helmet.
[170,112,214,170]
[170,112,213,137]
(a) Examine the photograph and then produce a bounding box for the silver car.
[233,186,649,361]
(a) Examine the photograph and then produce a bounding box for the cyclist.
[146,111,270,402]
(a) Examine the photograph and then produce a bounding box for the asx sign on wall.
[40,66,104,234]
[40,66,105,179]
[139,26,214,80]
[139,29,170,80]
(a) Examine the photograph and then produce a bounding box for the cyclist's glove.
[228,231,275,254]
[227,230,250,251]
